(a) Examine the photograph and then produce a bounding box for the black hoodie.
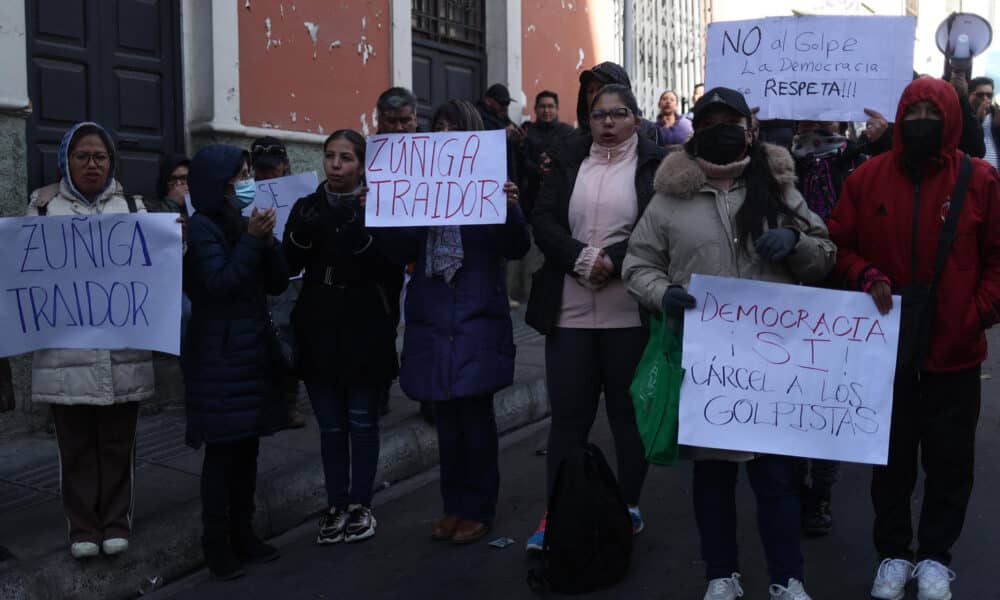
[575,62,665,147]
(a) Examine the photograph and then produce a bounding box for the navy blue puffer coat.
[376,206,531,403]
[182,144,290,448]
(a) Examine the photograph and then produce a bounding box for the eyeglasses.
[974,91,994,99]
[251,144,287,157]
[590,107,632,122]
[71,152,110,166]
[166,175,188,187]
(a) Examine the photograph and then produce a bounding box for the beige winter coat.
[26,179,155,406]
[623,144,836,461]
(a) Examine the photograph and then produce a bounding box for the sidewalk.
[0,308,548,600]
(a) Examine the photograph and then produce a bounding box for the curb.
[0,377,550,600]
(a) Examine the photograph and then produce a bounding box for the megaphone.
[936,12,993,79]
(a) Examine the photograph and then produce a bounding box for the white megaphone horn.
[936,12,993,78]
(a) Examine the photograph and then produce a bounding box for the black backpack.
[527,443,632,594]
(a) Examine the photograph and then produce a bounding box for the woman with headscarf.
[623,88,835,600]
[183,144,289,580]
[375,99,530,544]
[26,121,155,560]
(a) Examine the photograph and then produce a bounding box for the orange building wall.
[520,1,604,127]
[238,0,392,136]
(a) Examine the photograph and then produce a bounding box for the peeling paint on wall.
[576,48,585,70]
[290,112,297,123]
[360,113,370,136]
[245,0,251,9]
[357,36,375,65]
[527,24,536,33]
[264,17,273,51]
[554,42,561,52]
[304,21,319,58]
[371,109,378,132]
[329,40,341,52]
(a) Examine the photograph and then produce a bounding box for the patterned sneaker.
[871,558,915,600]
[769,578,812,600]
[913,560,955,600]
[704,573,744,600]
[317,506,349,545]
[344,504,377,543]
[525,514,546,552]
[628,506,645,535]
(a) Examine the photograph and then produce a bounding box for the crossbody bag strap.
[931,154,973,291]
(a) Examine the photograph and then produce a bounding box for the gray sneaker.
[344,504,377,543]
[913,560,955,600]
[769,578,812,600]
[704,573,743,600]
[871,558,915,600]
[317,506,349,545]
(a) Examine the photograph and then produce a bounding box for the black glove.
[291,198,323,245]
[754,228,799,261]
[661,285,696,317]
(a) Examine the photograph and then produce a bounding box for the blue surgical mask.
[231,178,256,209]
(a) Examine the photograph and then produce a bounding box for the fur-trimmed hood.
[653,142,797,199]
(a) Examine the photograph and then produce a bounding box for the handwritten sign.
[679,274,901,465]
[705,15,916,122]
[364,130,508,227]
[0,213,183,357]
[185,171,319,242]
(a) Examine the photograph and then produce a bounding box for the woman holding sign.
[623,88,835,600]
[183,145,290,580]
[283,129,403,545]
[375,99,530,545]
[525,84,667,552]
[26,121,155,560]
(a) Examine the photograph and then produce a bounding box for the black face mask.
[694,123,748,165]
[900,119,944,162]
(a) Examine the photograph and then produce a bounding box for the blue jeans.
[693,456,803,586]
[305,382,381,508]
[433,395,499,522]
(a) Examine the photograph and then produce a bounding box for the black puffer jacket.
[527,133,667,334]
[283,184,404,386]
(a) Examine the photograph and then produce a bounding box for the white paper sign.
[679,274,901,465]
[705,15,916,122]
[185,171,319,242]
[0,213,184,357]
[252,171,318,241]
[364,130,508,227]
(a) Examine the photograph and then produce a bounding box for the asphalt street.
[154,349,1000,600]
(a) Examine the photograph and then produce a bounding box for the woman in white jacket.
[26,122,154,560]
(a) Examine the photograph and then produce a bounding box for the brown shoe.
[431,515,460,541]
[451,519,490,545]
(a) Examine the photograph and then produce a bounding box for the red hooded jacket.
[829,77,1000,372]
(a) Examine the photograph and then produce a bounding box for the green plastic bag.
[630,314,684,466]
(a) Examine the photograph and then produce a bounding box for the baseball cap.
[691,87,753,126]
[485,83,514,106]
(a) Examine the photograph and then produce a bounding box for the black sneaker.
[344,504,377,543]
[317,507,349,545]
[802,499,833,537]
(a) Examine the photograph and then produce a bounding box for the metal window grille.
[631,0,707,119]
[412,0,484,51]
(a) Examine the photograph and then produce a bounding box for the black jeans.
[694,456,803,586]
[201,437,260,537]
[872,367,981,565]
[434,395,500,522]
[545,327,649,506]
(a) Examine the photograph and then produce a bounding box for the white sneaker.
[871,558,915,599]
[769,578,812,600]
[704,572,744,600]
[913,559,955,600]
[102,538,129,555]
[70,542,99,559]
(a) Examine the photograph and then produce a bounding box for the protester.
[968,76,999,168]
[623,88,835,600]
[374,99,530,545]
[248,137,306,429]
[283,130,402,545]
[655,90,693,145]
[525,83,667,551]
[576,62,665,146]
[790,119,868,537]
[24,121,155,560]
[183,144,289,580]
[684,82,705,119]
[149,154,194,348]
[376,87,419,134]
[477,83,517,132]
[149,154,190,214]
[828,76,1000,600]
